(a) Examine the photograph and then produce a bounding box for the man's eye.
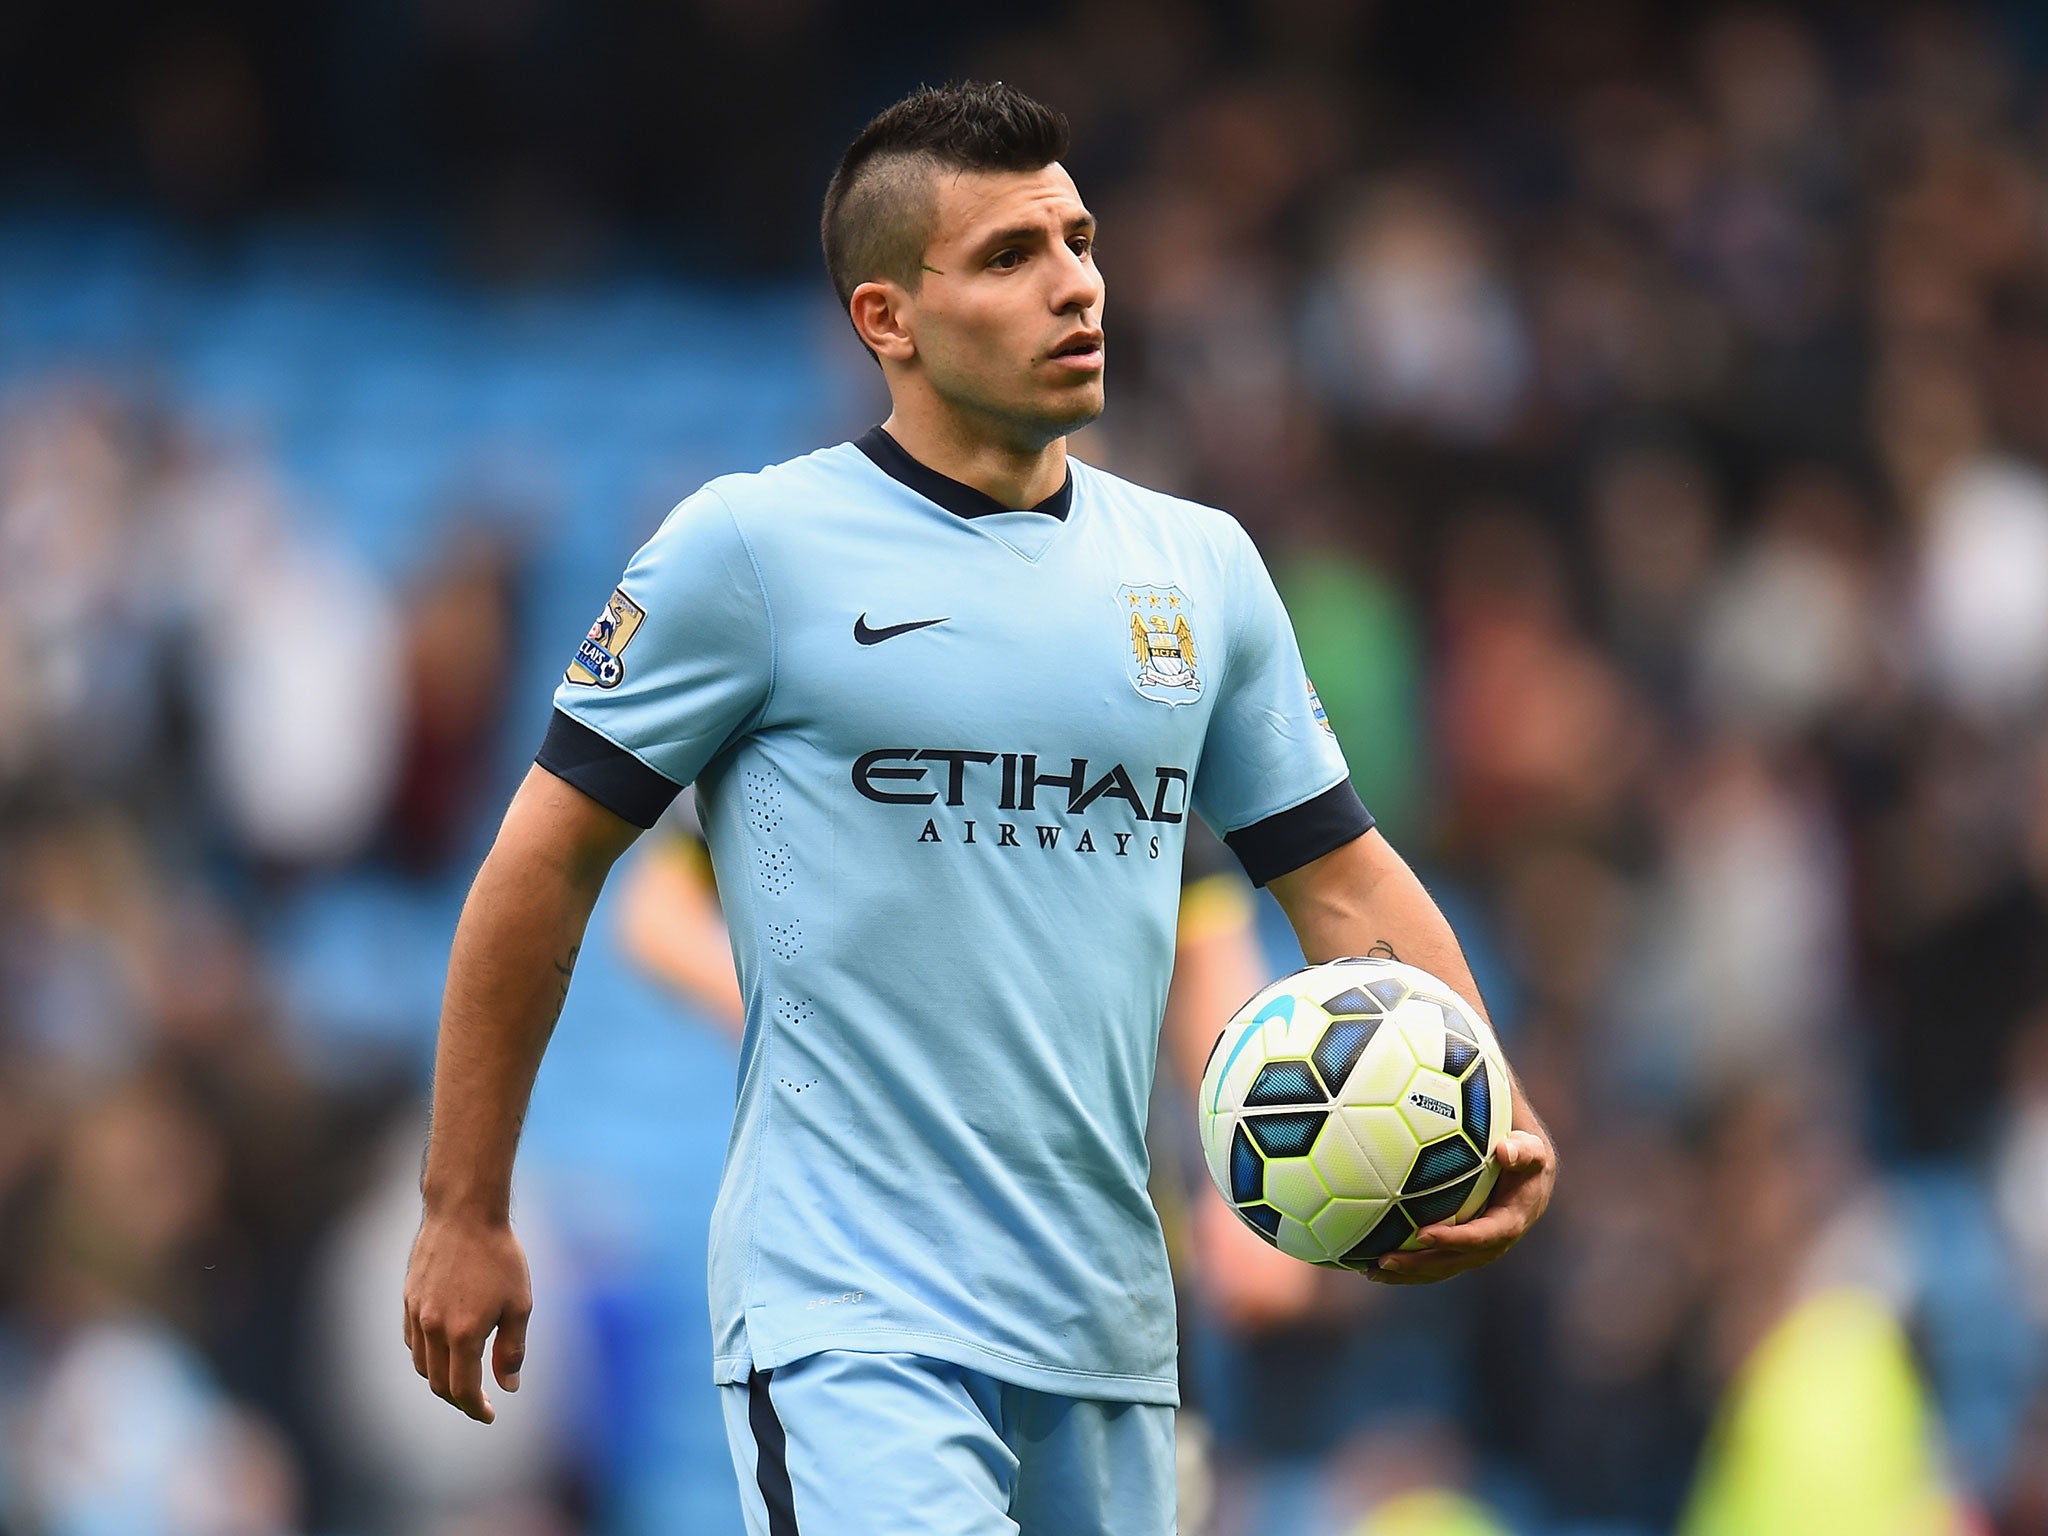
[990,250,1024,270]
[1070,237,1093,257]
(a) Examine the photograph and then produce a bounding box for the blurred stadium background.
[4,1,2048,1532]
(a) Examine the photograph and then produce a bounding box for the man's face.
[899,162,1105,445]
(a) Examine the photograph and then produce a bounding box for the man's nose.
[1052,247,1103,313]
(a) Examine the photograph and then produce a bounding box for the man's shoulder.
[1072,457,1253,554]
[697,439,870,515]
[643,441,869,559]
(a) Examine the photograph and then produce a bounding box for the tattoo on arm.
[1366,940,1400,961]
[549,943,581,1024]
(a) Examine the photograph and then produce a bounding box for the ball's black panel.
[1312,1018,1380,1094]
[1247,1110,1328,1159]
[1437,1001,1479,1044]
[1403,1134,1482,1193]
[1365,978,1409,1009]
[1245,1060,1324,1107]
[1403,1168,1484,1229]
[1341,1204,1414,1265]
[1443,1037,1480,1075]
[1321,986,1381,1017]
[1200,1027,1227,1079]
[1229,1124,1263,1203]
[1240,1202,1283,1241]
[1462,1060,1492,1139]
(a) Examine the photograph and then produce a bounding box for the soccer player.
[404,81,1556,1535]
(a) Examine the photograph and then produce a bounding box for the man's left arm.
[1267,827,1558,1283]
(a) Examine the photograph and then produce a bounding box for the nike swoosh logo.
[854,614,949,645]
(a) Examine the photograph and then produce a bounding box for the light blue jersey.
[540,429,1370,1404]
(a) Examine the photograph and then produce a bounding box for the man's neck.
[879,407,1068,511]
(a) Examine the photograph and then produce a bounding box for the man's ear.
[849,279,917,364]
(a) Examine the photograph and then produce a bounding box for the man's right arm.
[403,764,642,1423]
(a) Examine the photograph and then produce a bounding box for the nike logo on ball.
[855,614,949,645]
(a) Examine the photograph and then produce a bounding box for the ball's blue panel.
[1247,1110,1328,1159]
[1443,1037,1479,1075]
[1403,1134,1481,1193]
[1245,1060,1323,1107]
[1341,1205,1414,1265]
[1241,1202,1283,1241]
[1462,1060,1491,1139]
[1321,986,1381,1017]
[1229,1124,1263,1203]
[1365,978,1409,1009]
[1313,1018,1380,1094]
[1402,1168,1484,1229]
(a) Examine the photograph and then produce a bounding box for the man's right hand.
[403,1211,533,1424]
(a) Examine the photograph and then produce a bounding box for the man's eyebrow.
[980,224,1049,250]
[977,213,1098,250]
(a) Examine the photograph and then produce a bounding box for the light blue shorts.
[719,1351,1177,1536]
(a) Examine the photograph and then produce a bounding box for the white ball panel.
[1337,1025,1414,1109]
[1308,1112,1391,1201]
[1205,1018,1271,1123]
[1339,1104,1420,1189]
[1201,1109,1234,1201]
[1391,1001,1446,1075]
[1310,1196,1390,1256]
[1262,1155,1332,1224]
[1274,998,1334,1060]
[1274,1212,1326,1263]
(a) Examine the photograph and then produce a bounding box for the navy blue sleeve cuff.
[535,709,683,829]
[1224,780,1375,887]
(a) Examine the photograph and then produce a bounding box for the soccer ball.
[1198,957,1513,1269]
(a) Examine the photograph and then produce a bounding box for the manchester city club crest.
[1118,583,1203,705]
[567,588,647,689]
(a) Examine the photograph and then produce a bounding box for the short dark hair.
[821,81,1070,310]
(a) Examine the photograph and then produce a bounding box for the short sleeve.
[1194,521,1374,885]
[538,487,772,826]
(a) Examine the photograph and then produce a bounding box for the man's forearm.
[1269,829,1549,1141]
[422,768,638,1222]
[1269,830,1483,1017]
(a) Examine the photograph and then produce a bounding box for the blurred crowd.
[6,2,2048,1534]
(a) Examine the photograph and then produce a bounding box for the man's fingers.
[1416,1202,1527,1250]
[1491,1130,1553,1172]
[447,1327,496,1424]
[1376,1239,1508,1280]
[425,1329,453,1405]
[409,1308,432,1381]
[493,1304,530,1392]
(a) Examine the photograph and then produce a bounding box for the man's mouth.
[1050,332,1105,366]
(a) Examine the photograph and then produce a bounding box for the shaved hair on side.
[821,81,1070,314]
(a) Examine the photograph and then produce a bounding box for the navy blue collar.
[854,427,1072,522]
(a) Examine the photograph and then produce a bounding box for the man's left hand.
[1367,1127,1556,1284]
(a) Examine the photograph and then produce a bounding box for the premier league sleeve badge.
[567,588,648,689]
